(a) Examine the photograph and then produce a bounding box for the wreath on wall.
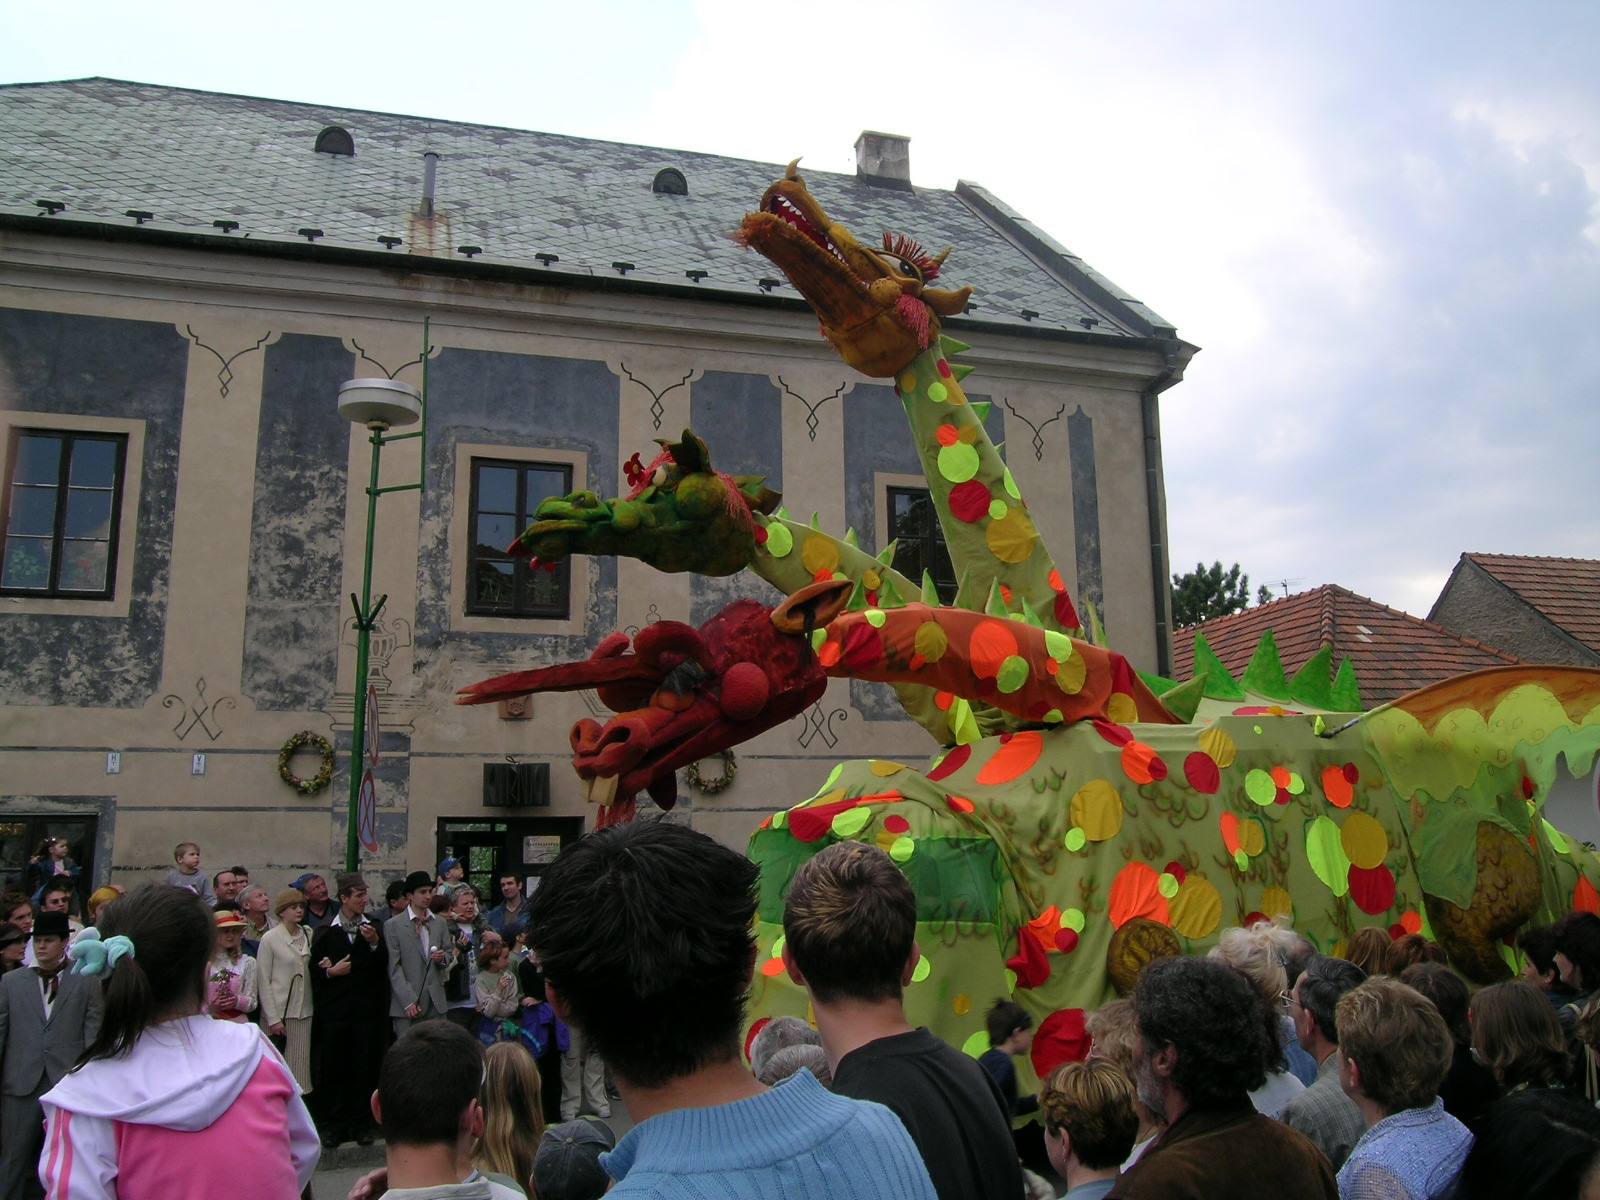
[278,731,335,796]
[686,749,737,795]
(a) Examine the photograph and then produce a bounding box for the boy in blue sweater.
[527,820,936,1200]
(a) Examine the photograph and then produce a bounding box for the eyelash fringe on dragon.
[461,160,1600,1085]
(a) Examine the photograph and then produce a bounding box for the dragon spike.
[1190,633,1245,701]
[878,575,907,608]
[950,363,975,383]
[995,441,1006,463]
[1158,673,1208,724]
[932,246,951,269]
[954,569,986,613]
[939,334,972,357]
[1085,600,1108,648]
[984,579,1009,617]
[920,570,942,606]
[1019,598,1045,628]
[948,696,981,746]
[845,575,870,612]
[785,158,803,181]
[843,527,859,548]
[1288,644,1336,709]
[810,512,821,531]
[970,400,991,424]
[1331,657,1363,711]
[876,540,898,567]
[773,506,790,521]
[1241,631,1290,700]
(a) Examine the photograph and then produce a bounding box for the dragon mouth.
[765,192,850,270]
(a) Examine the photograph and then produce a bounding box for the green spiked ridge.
[1184,631,1363,712]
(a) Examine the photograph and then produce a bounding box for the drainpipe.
[420,151,439,218]
[1141,341,1184,677]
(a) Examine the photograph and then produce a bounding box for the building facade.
[0,79,1193,896]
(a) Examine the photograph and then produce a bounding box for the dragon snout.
[571,715,650,777]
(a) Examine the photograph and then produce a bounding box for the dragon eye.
[899,259,921,279]
[652,466,668,486]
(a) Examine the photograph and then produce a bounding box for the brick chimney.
[854,131,912,188]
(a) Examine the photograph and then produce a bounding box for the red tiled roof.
[1171,585,1519,705]
[1463,553,1600,656]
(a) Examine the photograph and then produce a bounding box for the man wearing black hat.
[311,873,389,1149]
[534,1117,616,1200]
[0,911,102,1199]
[384,871,451,1037]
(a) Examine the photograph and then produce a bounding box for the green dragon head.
[508,430,781,577]
[739,162,974,378]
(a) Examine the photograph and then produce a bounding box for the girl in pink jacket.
[39,884,319,1199]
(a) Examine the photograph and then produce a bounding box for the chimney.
[419,151,440,218]
[854,131,912,189]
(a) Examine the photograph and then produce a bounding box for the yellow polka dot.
[1069,779,1124,842]
[898,372,918,393]
[1055,654,1087,695]
[800,535,839,576]
[869,760,907,777]
[985,509,1038,564]
[1107,693,1139,724]
[1340,812,1389,870]
[1198,727,1237,769]
[954,994,972,1016]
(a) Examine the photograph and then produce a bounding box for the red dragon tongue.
[896,293,932,348]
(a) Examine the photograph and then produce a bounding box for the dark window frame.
[886,484,957,605]
[466,457,574,620]
[0,428,128,600]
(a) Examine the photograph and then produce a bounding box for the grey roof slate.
[0,78,1178,343]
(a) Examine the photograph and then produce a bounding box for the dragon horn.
[456,655,658,705]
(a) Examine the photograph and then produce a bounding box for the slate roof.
[1452,553,1600,656]
[0,78,1180,345]
[1171,584,1519,705]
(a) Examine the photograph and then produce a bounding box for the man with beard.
[1108,956,1336,1199]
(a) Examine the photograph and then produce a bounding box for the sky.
[5,0,1598,617]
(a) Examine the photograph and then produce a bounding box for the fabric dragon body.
[463,162,1600,1094]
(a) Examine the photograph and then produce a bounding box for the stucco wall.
[0,231,1172,893]
[1432,560,1600,667]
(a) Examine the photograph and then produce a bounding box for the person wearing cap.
[386,871,452,1037]
[0,910,102,1198]
[0,925,26,978]
[294,872,338,931]
[311,872,389,1149]
[437,858,465,890]
[535,1117,616,1200]
[259,888,315,1095]
[206,907,260,1023]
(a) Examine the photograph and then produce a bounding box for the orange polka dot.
[946,794,976,814]
[934,691,955,712]
[1321,765,1354,808]
[970,621,1020,679]
[1400,909,1423,935]
[1109,861,1171,929]
[976,731,1045,785]
[1271,766,1292,789]
[817,641,841,668]
[760,958,786,977]
[936,424,960,447]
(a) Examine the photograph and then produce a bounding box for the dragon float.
[462,162,1600,1085]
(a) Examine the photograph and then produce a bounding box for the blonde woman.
[1086,998,1166,1169]
[477,1041,544,1196]
[258,888,314,1093]
[1209,923,1305,1117]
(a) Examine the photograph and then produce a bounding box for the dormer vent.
[652,168,688,196]
[314,126,355,157]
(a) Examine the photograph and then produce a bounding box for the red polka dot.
[1184,752,1220,794]
[754,525,768,545]
[884,814,911,834]
[838,623,885,672]
[1054,591,1080,630]
[1093,720,1133,748]
[1349,864,1397,915]
[745,1017,770,1063]
[928,744,971,781]
[938,359,953,379]
[949,480,991,523]
[1342,763,1360,784]
[1054,928,1080,954]
[1244,911,1269,927]
[1164,861,1188,883]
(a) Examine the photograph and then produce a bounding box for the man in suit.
[383,871,450,1038]
[0,911,102,1199]
[311,872,389,1149]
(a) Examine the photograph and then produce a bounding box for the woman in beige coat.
[258,888,314,1092]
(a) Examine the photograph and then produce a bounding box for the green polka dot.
[962,1030,991,1058]
[1233,848,1251,872]
[996,655,1030,694]
[1244,769,1278,806]
[771,810,788,830]
[926,382,949,404]
[821,763,843,791]
[1043,629,1073,660]
[771,934,785,958]
[763,522,793,558]
[1043,708,1064,723]
[987,498,1008,520]
[1002,468,1021,499]
[832,570,848,581]
[865,609,886,628]
[1063,907,1085,933]
[811,628,826,651]
[830,807,871,838]
[1065,827,1087,852]
[890,836,916,862]
[1004,968,1018,993]
[1253,724,1264,735]
[1544,818,1571,854]
[937,442,980,483]
[1157,873,1180,899]
[1287,772,1306,795]
[911,955,931,983]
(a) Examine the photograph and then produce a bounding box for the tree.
[1171,561,1270,627]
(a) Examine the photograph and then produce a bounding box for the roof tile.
[1464,553,1600,655]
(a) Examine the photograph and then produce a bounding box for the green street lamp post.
[335,323,430,872]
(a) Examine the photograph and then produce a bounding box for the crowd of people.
[3,829,1600,1198]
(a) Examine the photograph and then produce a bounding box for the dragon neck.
[893,341,1082,637]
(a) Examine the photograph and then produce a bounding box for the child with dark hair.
[978,999,1040,1119]
[1398,963,1498,1135]
[39,884,318,1198]
[1517,923,1577,1012]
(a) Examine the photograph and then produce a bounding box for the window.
[887,485,956,604]
[1,430,127,599]
[467,458,573,618]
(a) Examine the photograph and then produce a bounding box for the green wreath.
[278,731,335,796]
[686,749,737,794]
